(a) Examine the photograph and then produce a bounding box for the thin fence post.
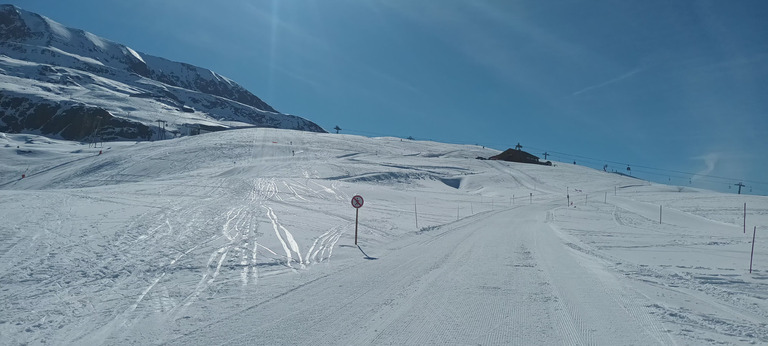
[744,203,747,234]
[414,199,419,230]
[750,226,757,273]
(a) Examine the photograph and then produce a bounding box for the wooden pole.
[414,200,419,230]
[750,226,757,273]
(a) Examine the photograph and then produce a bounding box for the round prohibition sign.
[351,195,364,209]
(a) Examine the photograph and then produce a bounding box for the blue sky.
[10,0,768,195]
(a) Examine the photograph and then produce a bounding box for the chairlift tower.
[735,182,745,194]
[156,120,168,140]
[89,116,103,148]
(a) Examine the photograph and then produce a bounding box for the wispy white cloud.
[572,68,643,96]
[691,152,719,182]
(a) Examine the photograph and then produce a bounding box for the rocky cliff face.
[0,5,325,141]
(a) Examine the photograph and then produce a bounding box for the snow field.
[0,128,766,345]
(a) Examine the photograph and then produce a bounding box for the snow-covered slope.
[0,5,325,142]
[1,129,766,345]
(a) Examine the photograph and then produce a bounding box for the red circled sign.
[351,195,364,209]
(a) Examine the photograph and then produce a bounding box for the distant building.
[488,148,552,166]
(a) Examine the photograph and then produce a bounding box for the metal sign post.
[351,195,364,244]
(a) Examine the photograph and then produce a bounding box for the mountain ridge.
[0,4,326,141]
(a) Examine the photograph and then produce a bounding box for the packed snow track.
[0,129,765,345]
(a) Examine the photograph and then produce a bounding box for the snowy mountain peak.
[1,5,112,57]
[0,4,325,141]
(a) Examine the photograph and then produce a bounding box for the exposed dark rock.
[0,5,32,41]
[0,93,152,141]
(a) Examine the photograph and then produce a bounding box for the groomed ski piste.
[1,128,766,345]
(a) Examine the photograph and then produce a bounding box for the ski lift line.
[533,152,707,182]
[626,168,743,185]
[333,133,747,191]
[622,167,764,188]
[524,148,766,187]
[335,126,765,187]
[526,146,768,186]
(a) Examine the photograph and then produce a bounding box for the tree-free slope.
[0,129,765,345]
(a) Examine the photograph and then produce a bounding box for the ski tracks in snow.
[263,205,304,268]
[180,204,264,309]
[262,203,346,268]
[169,207,570,345]
[305,225,345,264]
[180,177,349,310]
